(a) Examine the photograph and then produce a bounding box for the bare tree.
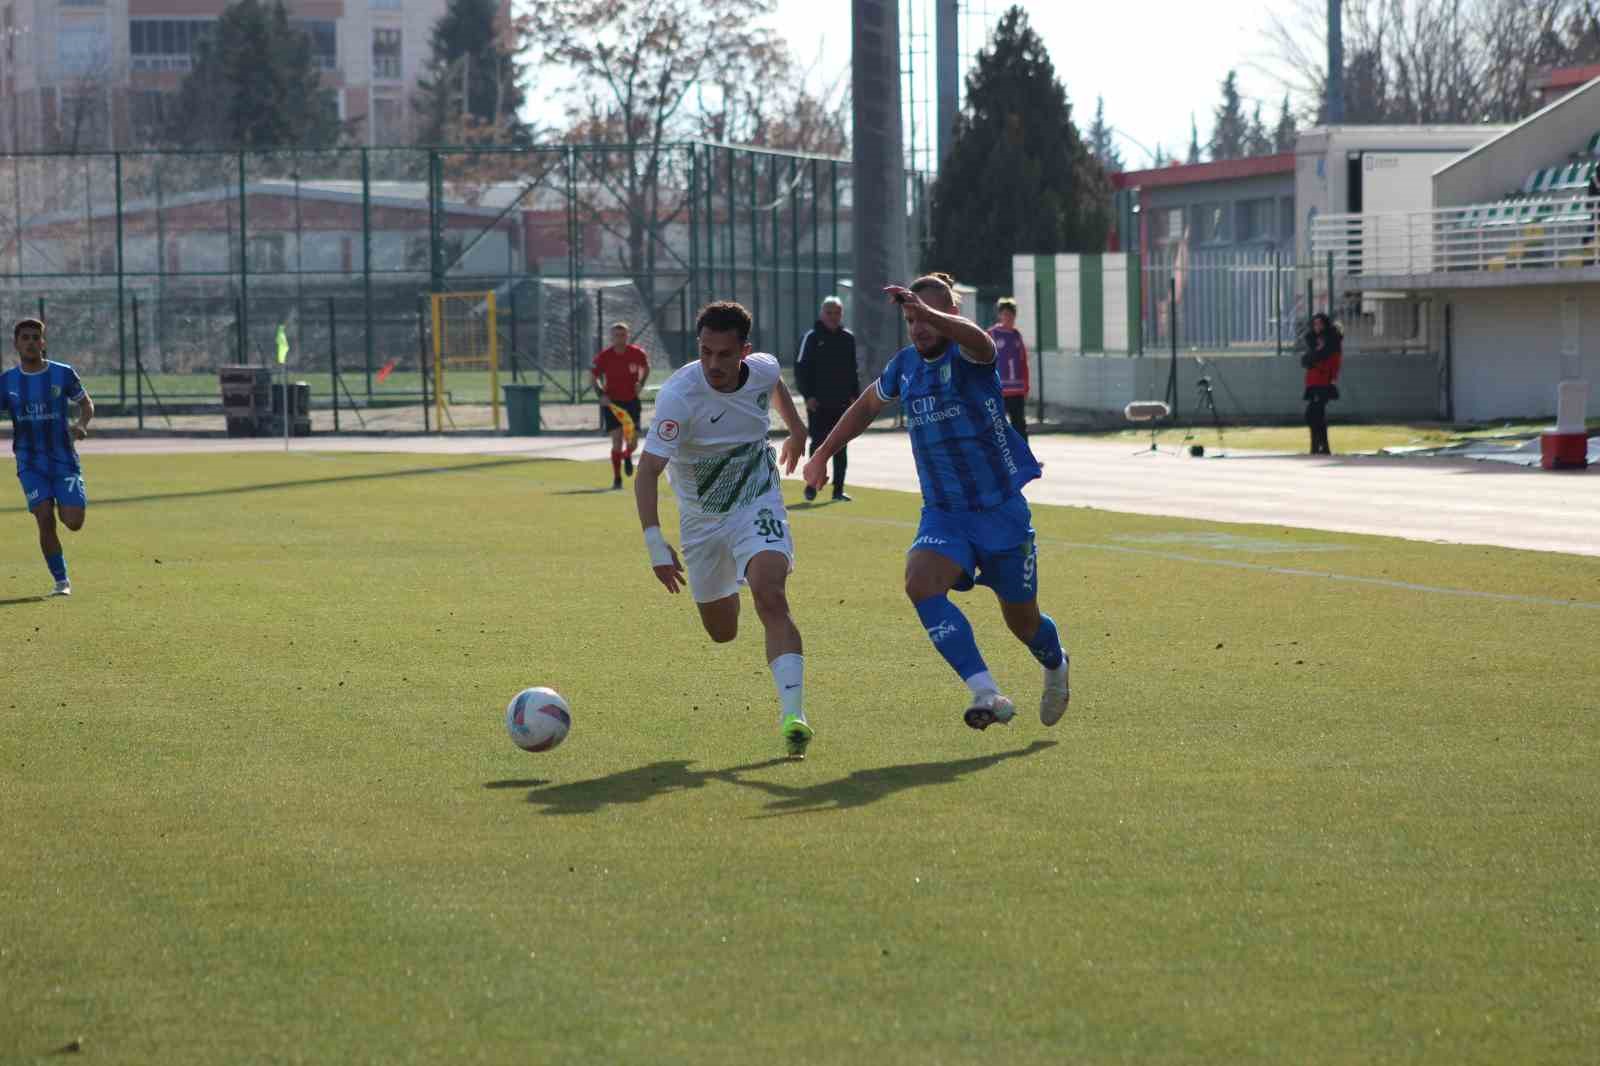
[1261,0,1600,124]
[51,46,121,152]
[529,0,779,320]
[697,39,850,155]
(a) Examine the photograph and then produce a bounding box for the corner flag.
[276,325,289,365]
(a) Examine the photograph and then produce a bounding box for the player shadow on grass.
[47,457,561,511]
[485,758,791,816]
[486,742,1055,817]
[711,740,1058,817]
[0,595,46,606]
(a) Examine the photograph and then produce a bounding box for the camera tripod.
[1182,374,1228,456]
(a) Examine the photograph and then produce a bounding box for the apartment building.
[0,0,506,151]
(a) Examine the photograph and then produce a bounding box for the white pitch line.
[788,508,1600,612]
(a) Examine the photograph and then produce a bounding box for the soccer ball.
[505,687,572,752]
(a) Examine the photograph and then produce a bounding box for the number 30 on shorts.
[754,508,785,543]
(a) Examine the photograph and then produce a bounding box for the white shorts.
[680,493,795,603]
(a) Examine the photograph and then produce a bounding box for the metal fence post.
[361,147,375,399]
[417,293,430,434]
[1274,248,1282,357]
[238,150,249,365]
[749,152,760,343]
[688,144,701,318]
[832,157,844,292]
[509,283,520,382]
[565,145,580,399]
[132,294,144,431]
[329,296,339,433]
[114,152,127,408]
[809,157,820,329]
[726,147,737,304]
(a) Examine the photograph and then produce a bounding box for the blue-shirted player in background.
[3,318,93,597]
[803,274,1070,730]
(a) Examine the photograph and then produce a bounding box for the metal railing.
[1312,197,1600,277]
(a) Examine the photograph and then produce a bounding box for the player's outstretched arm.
[885,285,996,364]
[770,378,807,474]
[634,451,685,593]
[802,388,884,491]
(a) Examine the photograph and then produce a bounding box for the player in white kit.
[634,301,814,758]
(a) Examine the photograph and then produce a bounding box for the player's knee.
[1001,603,1041,641]
[904,572,941,604]
[751,583,789,620]
[61,511,84,532]
[706,623,738,643]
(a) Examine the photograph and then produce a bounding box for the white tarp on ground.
[1383,434,1600,467]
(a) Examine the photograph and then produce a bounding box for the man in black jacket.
[794,296,860,501]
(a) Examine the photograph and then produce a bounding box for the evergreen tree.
[1208,70,1249,161]
[1087,95,1123,173]
[1273,94,1298,153]
[1186,114,1201,164]
[1152,144,1169,167]
[414,0,529,146]
[165,0,339,149]
[926,6,1109,288]
[1245,102,1273,157]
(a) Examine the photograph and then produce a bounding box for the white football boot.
[963,691,1016,731]
[1040,655,1071,726]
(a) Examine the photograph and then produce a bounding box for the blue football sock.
[914,594,989,684]
[1027,613,1065,670]
[45,552,67,583]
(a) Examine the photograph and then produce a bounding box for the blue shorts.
[909,494,1038,603]
[19,469,87,510]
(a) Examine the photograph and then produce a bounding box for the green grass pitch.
[2,451,1597,1063]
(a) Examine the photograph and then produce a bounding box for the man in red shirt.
[989,297,1031,439]
[1301,312,1343,455]
[591,321,651,489]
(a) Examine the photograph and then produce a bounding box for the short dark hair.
[996,297,1018,313]
[695,301,752,342]
[14,317,43,340]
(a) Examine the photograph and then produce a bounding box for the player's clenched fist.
[801,455,828,492]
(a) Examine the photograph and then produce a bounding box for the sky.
[517,0,1306,169]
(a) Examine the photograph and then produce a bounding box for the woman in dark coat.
[1301,313,1342,455]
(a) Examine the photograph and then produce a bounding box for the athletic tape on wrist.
[643,526,674,568]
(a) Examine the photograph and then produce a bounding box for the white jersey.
[643,353,782,518]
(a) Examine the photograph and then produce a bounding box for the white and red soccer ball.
[505,687,572,752]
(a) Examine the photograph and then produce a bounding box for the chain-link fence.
[0,142,855,431]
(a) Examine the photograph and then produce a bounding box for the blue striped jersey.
[875,341,1040,512]
[2,361,86,477]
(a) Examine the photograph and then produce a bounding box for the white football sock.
[770,653,805,723]
[964,670,998,698]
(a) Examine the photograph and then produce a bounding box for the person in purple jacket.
[988,297,1031,439]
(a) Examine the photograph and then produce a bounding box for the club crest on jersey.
[939,363,951,386]
[657,419,680,441]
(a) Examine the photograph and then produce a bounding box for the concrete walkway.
[76,431,1600,557]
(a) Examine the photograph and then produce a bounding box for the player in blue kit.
[802,274,1070,730]
[3,319,94,597]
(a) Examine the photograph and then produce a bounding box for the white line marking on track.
[791,510,1600,612]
